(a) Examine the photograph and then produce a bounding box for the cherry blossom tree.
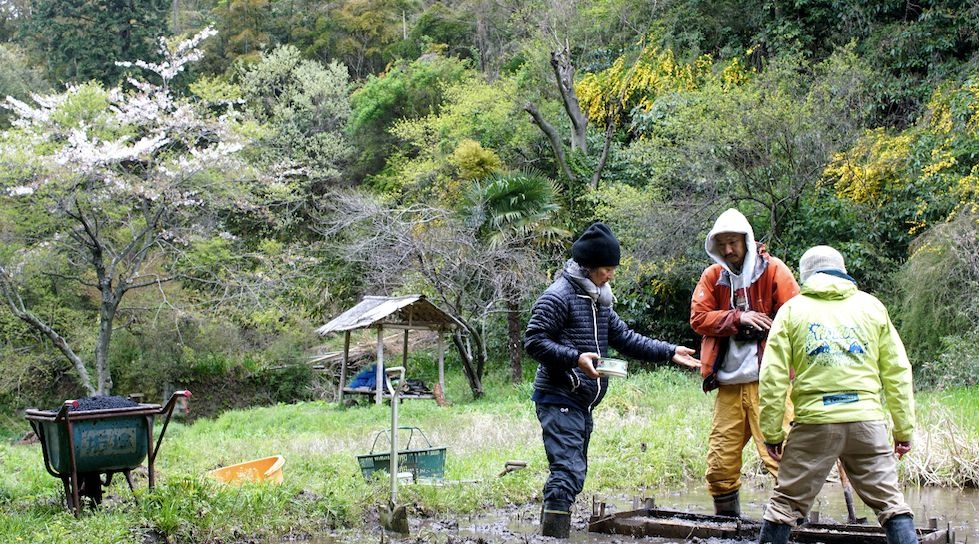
[0,28,257,396]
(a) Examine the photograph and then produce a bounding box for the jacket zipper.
[590,299,602,412]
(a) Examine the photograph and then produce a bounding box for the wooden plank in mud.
[587,506,952,544]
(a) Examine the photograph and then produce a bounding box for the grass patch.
[0,369,975,543]
[900,386,979,487]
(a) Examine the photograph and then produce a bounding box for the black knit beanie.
[571,222,621,267]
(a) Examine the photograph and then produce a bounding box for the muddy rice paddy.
[304,482,978,544]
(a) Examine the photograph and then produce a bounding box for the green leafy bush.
[914,331,979,389]
[894,211,979,365]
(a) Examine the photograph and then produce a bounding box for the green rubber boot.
[758,520,792,544]
[713,490,741,518]
[541,505,571,538]
[883,514,918,544]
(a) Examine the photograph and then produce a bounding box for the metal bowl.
[595,357,628,378]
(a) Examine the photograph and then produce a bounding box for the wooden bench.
[341,386,434,402]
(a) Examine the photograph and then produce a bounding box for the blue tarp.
[348,364,385,390]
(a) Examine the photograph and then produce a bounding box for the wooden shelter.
[316,295,460,405]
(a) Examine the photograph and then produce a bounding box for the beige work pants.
[763,420,913,526]
[706,382,782,496]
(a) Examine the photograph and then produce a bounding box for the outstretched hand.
[672,346,701,369]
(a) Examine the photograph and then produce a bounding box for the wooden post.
[375,326,385,405]
[337,330,350,403]
[437,333,445,394]
[402,329,409,369]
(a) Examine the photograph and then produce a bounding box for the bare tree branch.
[523,102,576,184]
[0,266,97,396]
[550,48,588,153]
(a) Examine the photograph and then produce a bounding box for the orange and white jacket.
[691,245,799,392]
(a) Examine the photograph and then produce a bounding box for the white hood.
[705,208,757,292]
[705,208,762,385]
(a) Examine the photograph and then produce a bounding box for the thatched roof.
[315,295,460,335]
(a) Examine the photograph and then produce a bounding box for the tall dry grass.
[902,406,979,488]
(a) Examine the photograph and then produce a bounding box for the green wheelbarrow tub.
[25,405,161,474]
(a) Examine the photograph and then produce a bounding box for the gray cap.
[799,245,846,283]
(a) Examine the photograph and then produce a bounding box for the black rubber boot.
[541,505,571,538]
[713,490,741,517]
[883,514,918,544]
[757,519,792,544]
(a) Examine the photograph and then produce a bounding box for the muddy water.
[305,482,978,543]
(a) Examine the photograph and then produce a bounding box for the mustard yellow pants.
[706,382,788,497]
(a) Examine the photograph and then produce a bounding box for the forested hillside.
[1,0,976,410]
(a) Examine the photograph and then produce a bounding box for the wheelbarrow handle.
[161,390,192,411]
[54,400,80,422]
[150,390,192,465]
[385,367,406,397]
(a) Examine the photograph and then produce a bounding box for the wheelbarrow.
[24,390,191,516]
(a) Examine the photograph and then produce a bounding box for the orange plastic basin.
[208,455,284,484]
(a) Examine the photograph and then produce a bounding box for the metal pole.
[390,378,398,504]
[146,414,156,490]
[337,330,350,403]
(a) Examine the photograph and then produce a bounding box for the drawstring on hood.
[563,259,615,307]
[705,209,759,310]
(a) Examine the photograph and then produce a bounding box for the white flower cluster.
[57,130,169,168]
[2,92,67,129]
[3,25,250,212]
[116,26,218,84]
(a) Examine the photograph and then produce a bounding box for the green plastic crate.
[356,426,445,481]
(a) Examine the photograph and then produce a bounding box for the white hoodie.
[705,209,762,385]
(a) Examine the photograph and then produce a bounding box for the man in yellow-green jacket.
[757,246,917,544]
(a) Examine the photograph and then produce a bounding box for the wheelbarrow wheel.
[78,472,104,506]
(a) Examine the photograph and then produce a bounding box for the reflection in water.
[301,482,978,543]
[646,482,978,542]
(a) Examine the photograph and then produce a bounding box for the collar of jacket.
[562,270,614,306]
[816,269,856,284]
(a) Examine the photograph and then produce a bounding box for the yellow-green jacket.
[759,273,915,444]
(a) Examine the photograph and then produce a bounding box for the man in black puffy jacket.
[524,222,701,538]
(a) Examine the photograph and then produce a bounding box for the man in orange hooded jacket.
[690,209,799,517]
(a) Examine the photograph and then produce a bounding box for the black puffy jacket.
[524,273,677,411]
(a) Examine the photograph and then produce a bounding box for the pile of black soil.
[52,395,139,412]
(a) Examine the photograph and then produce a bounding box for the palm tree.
[461,169,569,383]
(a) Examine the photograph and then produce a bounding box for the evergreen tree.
[19,0,167,85]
